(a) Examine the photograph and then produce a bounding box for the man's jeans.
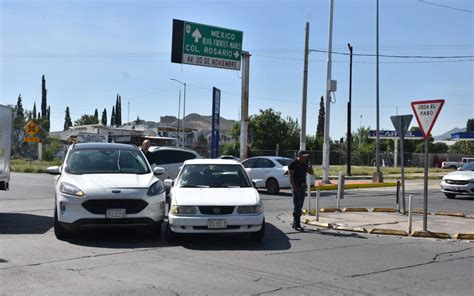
[293,185,306,226]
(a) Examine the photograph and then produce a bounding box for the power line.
[418,0,474,13]
[308,49,474,59]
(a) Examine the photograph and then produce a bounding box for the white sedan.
[440,161,474,199]
[241,156,293,194]
[47,143,167,240]
[164,159,265,242]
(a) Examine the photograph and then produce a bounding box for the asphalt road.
[0,173,473,295]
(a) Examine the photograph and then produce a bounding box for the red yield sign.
[411,99,445,141]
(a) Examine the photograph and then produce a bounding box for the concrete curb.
[371,208,397,213]
[370,229,409,236]
[333,225,368,233]
[306,221,333,229]
[453,233,474,240]
[342,207,369,213]
[435,211,466,218]
[412,231,452,239]
[320,208,338,213]
[413,208,431,215]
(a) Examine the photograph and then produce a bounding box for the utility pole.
[300,22,310,151]
[240,51,250,160]
[171,78,187,148]
[346,43,353,176]
[177,90,181,146]
[322,0,335,184]
[374,0,383,182]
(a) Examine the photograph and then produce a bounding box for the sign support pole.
[240,51,250,160]
[400,121,406,214]
[423,139,429,231]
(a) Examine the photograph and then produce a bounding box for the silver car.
[440,162,474,199]
[47,143,166,240]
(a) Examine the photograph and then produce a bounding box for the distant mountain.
[433,127,466,141]
[159,113,237,132]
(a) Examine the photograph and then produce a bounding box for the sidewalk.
[302,210,474,240]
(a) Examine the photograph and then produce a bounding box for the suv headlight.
[237,205,263,214]
[147,180,165,196]
[59,182,85,197]
[170,205,196,215]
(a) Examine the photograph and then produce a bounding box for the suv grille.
[445,179,468,185]
[82,199,148,214]
[199,206,235,215]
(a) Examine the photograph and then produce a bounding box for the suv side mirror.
[164,179,174,190]
[46,166,61,175]
[153,166,165,175]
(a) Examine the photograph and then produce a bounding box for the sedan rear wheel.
[444,193,456,199]
[266,178,280,195]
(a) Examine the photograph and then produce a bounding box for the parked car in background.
[441,157,474,170]
[241,156,292,194]
[47,143,167,240]
[164,159,265,242]
[148,146,201,180]
[440,161,474,199]
[220,155,240,162]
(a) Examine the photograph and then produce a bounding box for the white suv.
[148,147,201,180]
[47,143,167,240]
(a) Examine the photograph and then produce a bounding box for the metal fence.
[250,150,474,168]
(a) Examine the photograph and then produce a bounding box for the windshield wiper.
[179,185,209,188]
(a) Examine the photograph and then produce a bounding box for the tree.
[248,108,300,151]
[41,75,47,118]
[94,108,99,122]
[316,96,325,138]
[449,141,474,154]
[467,119,474,132]
[12,94,26,157]
[32,102,37,120]
[110,106,115,126]
[75,114,99,126]
[101,108,107,126]
[64,107,73,130]
[115,94,122,126]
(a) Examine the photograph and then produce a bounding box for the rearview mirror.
[153,166,165,175]
[46,166,61,175]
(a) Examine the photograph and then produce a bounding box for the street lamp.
[171,78,186,148]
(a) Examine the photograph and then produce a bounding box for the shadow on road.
[0,213,53,235]
[178,223,291,251]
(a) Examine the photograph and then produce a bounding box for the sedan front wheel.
[266,178,280,195]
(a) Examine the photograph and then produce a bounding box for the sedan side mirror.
[153,166,166,175]
[164,179,174,190]
[46,166,61,175]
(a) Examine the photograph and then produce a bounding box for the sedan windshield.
[65,148,150,174]
[460,162,474,171]
[177,164,252,188]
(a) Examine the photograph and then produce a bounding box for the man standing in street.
[140,139,153,164]
[288,150,314,231]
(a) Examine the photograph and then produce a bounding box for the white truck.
[442,157,474,170]
[0,105,12,190]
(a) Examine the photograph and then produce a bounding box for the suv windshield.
[177,164,252,188]
[65,148,150,174]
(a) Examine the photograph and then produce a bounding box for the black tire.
[149,221,162,238]
[444,193,456,199]
[54,207,69,240]
[165,223,177,242]
[250,220,265,242]
[266,178,280,195]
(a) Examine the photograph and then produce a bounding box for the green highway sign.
[171,19,243,70]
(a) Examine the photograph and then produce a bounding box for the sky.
[1,0,473,140]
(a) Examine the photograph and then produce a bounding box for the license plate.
[208,219,226,229]
[106,209,126,219]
